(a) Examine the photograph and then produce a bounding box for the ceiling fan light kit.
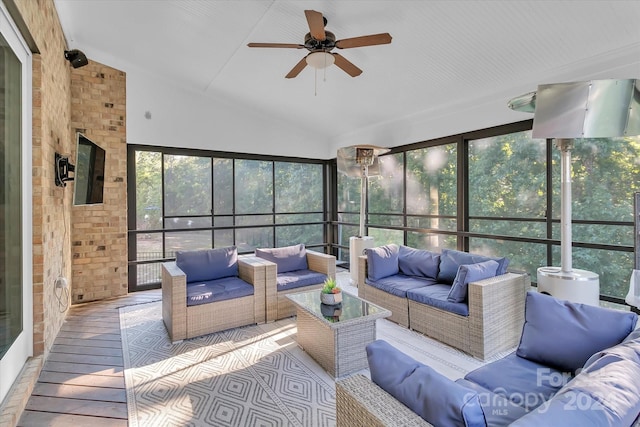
[306,51,334,69]
[247,9,391,79]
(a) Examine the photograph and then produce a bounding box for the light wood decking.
[17,289,161,427]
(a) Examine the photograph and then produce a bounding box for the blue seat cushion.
[398,245,440,279]
[512,353,640,426]
[455,378,529,426]
[255,243,308,273]
[407,284,469,316]
[516,291,638,373]
[186,276,254,307]
[437,249,509,285]
[276,269,327,291]
[176,246,239,283]
[366,244,400,281]
[367,340,486,427]
[510,393,609,427]
[448,259,499,303]
[366,274,436,298]
[464,352,568,411]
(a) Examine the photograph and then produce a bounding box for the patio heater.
[337,145,390,283]
[509,79,640,306]
[626,192,640,313]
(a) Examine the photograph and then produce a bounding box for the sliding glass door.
[0,2,32,404]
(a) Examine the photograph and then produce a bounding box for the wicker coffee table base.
[295,308,379,378]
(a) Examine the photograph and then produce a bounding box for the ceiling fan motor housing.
[304,31,336,51]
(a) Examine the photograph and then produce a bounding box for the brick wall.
[15,0,73,358]
[14,0,128,336]
[70,63,128,303]
[2,1,73,424]
[1,1,127,424]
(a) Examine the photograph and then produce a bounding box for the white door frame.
[0,0,33,404]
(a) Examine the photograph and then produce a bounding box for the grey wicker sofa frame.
[265,250,336,322]
[336,374,432,427]
[357,255,529,360]
[162,255,269,342]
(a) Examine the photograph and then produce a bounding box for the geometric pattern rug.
[120,302,335,427]
[120,272,499,427]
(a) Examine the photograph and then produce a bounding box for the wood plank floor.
[18,289,162,427]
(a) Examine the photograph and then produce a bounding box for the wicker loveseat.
[162,246,269,341]
[358,245,529,359]
[255,244,336,321]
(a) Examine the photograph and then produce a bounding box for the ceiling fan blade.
[285,56,308,79]
[247,43,305,49]
[332,53,362,77]
[305,10,326,41]
[335,33,392,49]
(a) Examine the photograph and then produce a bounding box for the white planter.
[320,291,343,305]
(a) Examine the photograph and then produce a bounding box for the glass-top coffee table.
[287,289,391,378]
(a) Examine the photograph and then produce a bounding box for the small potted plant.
[320,277,342,305]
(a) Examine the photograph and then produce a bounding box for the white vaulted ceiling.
[54,1,640,159]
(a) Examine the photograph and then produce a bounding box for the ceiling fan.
[247,10,392,78]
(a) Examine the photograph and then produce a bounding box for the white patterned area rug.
[121,271,504,427]
[120,302,336,427]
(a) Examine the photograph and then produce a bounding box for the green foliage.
[134,132,639,299]
[369,153,404,214]
[235,159,273,215]
[135,151,162,230]
[468,131,546,218]
[321,277,340,294]
[133,152,325,264]
[405,144,457,216]
[164,155,212,217]
[361,133,639,300]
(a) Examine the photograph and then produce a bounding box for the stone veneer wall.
[70,62,127,303]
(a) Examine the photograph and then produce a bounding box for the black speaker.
[64,49,88,68]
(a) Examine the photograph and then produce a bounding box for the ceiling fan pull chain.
[323,52,328,82]
[314,67,318,96]
[323,67,327,82]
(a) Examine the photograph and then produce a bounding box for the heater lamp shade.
[336,144,390,177]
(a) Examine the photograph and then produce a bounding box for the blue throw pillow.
[367,340,486,427]
[398,245,440,279]
[437,249,509,285]
[583,328,640,370]
[255,243,308,273]
[176,246,238,283]
[366,244,400,281]
[516,291,638,373]
[447,260,499,303]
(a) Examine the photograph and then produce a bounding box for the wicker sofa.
[337,292,640,426]
[162,246,269,342]
[255,244,336,321]
[357,245,529,359]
